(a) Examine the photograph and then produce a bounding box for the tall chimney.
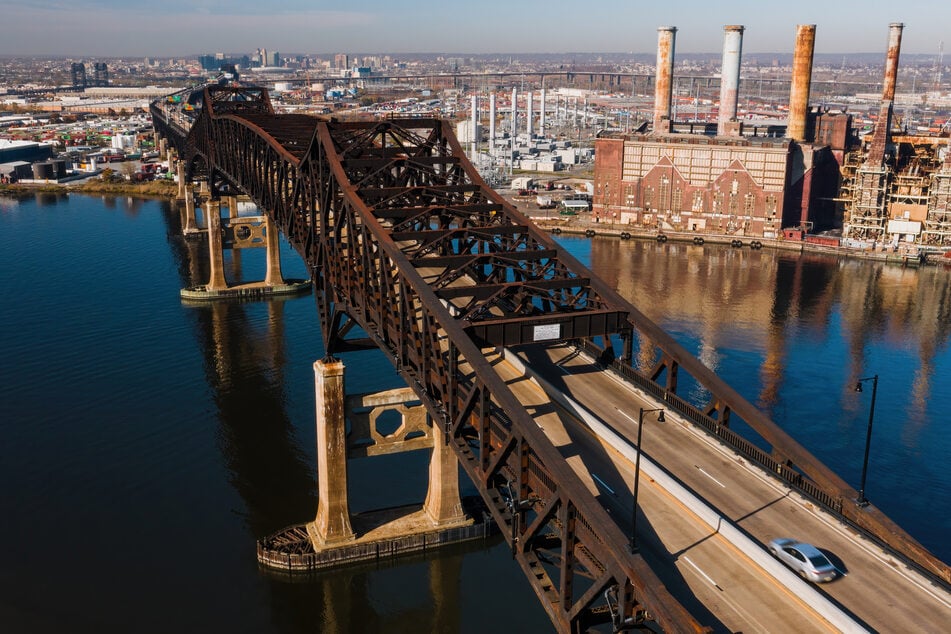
[866,23,904,165]
[471,95,478,156]
[539,87,546,136]
[717,25,745,136]
[489,93,496,145]
[882,22,904,102]
[653,26,677,134]
[787,24,816,142]
[511,87,518,141]
[527,91,534,137]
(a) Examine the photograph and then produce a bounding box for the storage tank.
[32,162,55,180]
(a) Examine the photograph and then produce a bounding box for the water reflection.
[160,203,543,631]
[163,200,317,535]
[576,235,951,560]
[586,238,951,420]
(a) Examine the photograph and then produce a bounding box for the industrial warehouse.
[591,23,951,254]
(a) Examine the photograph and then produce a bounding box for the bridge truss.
[152,85,948,631]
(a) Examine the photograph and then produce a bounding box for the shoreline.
[531,216,946,268]
[4,182,947,268]
[0,180,178,198]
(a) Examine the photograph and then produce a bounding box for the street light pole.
[854,374,879,507]
[630,407,665,553]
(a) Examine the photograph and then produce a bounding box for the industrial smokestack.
[471,95,478,156]
[527,91,533,137]
[717,25,745,136]
[653,26,677,134]
[489,93,496,145]
[864,22,905,166]
[882,22,904,102]
[539,88,546,136]
[511,87,518,140]
[787,24,816,142]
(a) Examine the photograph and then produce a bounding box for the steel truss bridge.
[152,85,948,633]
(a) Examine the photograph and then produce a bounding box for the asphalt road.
[489,343,951,633]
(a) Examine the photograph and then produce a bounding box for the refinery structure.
[590,22,951,251]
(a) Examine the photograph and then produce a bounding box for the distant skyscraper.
[335,54,349,70]
[93,62,109,87]
[70,62,86,90]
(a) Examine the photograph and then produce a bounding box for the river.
[1,193,947,632]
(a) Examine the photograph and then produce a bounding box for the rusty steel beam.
[178,90,699,631]
[159,84,950,629]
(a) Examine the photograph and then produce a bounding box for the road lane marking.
[695,465,727,488]
[614,407,638,424]
[682,555,723,591]
[591,473,617,496]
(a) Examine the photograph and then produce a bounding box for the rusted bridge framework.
[151,86,948,632]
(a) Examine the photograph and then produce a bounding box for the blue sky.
[1,0,948,58]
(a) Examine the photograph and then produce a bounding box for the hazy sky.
[2,0,948,58]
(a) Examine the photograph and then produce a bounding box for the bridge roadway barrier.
[501,348,870,634]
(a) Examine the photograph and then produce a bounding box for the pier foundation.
[259,362,488,572]
[179,194,309,301]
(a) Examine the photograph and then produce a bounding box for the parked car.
[768,538,837,583]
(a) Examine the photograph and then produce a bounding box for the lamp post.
[630,407,665,553]
[854,375,878,507]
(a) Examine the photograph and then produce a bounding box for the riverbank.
[531,215,946,268]
[0,179,178,198]
[5,180,946,268]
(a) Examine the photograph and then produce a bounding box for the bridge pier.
[179,198,308,301]
[258,360,489,572]
[176,161,187,201]
[204,199,228,292]
[180,186,201,236]
[263,214,285,287]
[423,421,467,525]
[309,359,355,545]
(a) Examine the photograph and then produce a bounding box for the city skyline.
[2,0,948,59]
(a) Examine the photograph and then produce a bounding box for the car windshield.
[808,554,831,568]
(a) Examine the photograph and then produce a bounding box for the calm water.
[1,194,948,632]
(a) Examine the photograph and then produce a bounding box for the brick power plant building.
[592,23,951,249]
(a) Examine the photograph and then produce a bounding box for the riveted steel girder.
[153,85,950,624]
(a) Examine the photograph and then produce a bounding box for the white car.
[769,538,837,583]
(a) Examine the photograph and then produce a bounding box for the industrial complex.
[3,21,951,256]
[590,23,951,253]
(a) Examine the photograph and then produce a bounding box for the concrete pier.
[179,197,309,301]
[258,364,487,573]
[310,359,355,545]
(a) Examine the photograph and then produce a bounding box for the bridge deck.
[511,342,951,633]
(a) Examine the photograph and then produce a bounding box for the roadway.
[487,342,951,633]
